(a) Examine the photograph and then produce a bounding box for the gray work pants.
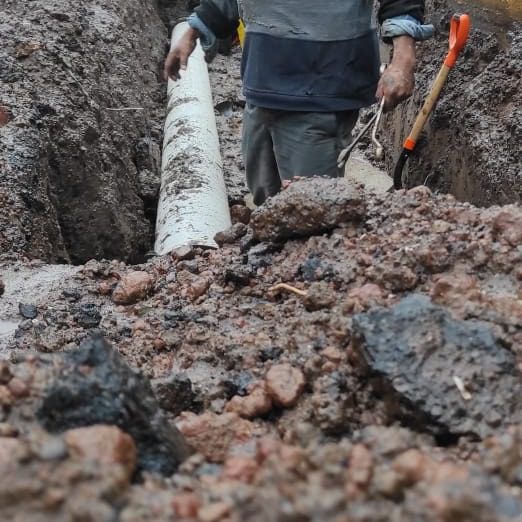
[242,104,359,205]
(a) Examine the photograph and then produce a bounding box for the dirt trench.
[0,2,521,521]
[384,0,521,206]
[0,0,169,264]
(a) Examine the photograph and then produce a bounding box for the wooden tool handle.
[402,14,471,152]
[403,64,450,150]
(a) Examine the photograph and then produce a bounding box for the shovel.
[393,14,471,190]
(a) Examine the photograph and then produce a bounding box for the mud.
[0,1,521,520]
[384,0,522,205]
[0,262,78,354]
[1,181,520,520]
[0,0,167,263]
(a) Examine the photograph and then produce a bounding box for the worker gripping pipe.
[155,22,232,255]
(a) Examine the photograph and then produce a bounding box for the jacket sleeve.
[378,0,425,24]
[194,0,240,39]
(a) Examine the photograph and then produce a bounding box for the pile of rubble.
[1,180,520,520]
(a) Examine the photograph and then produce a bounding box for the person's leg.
[271,110,359,182]
[242,104,281,206]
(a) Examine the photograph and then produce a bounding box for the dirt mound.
[2,181,520,519]
[250,178,366,242]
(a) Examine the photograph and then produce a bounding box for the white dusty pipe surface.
[155,22,231,255]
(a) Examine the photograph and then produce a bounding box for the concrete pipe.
[155,22,231,255]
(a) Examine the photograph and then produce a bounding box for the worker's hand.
[163,26,199,81]
[376,36,416,112]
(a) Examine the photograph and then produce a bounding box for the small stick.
[269,283,308,298]
[105,107,145,111]
[453,376,472,401]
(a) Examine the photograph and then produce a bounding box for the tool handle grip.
[403,64,450,151]
[445,14,471,68]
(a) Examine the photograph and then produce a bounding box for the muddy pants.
[242,104,359,205]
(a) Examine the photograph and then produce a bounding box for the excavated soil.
[0,1,521,521]
[1,181,521,520]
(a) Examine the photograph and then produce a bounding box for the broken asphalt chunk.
[352,294,522,440]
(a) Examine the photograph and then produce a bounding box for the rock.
[37,334,189,475]
[172,245,195,261]
[198,501,232,522]
[172,492,201,518]
[153,374,201,416]
[491,209,522,247]
[312,372,351,435]
[347,284,384,308]
[112,271,153,305]
[419,466,522,522]
[392,449,432,485]
[15,41,42,58]
[481,426,522,486]
[265,364,306,408]
[64,425,137,478]
[0,278,4,297]
[187,277,211,300]
[230,204,251,225]
[0,385,14,406]
[0,437,28,466]
[348,444,374,488]
[223,455,258,483]
[0,106,11,128]
[18,303,38,319]
[153,338,167,351]
[214,223,248,246]
[7,377,29,399]
[352,295,522,439]
[304,281,336,311]
[30,432,68,461]
[177,412,254,463]
[0,423,18,437]
[250,178,366,242]
[0,362,12,384]
[225,384,272,419]
[75,303,102,328]
[224,265,253,286]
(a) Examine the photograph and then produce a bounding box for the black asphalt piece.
[352,294,522,440]
[37,334,189,475]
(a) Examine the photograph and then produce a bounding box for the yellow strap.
[237,20,245,47]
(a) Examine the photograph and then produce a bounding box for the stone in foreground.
[37,334,189,474]
[352,295,522,439]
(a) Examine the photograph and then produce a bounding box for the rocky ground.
[0,0,521,521]
[0,179,521,521]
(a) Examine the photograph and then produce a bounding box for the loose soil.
[0,1,521,521]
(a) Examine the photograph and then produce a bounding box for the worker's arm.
[376,0,434,111]
[164,0,239,80]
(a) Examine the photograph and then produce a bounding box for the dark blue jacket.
[195,0,425,111]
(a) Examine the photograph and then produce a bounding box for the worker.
[164,1,434,205]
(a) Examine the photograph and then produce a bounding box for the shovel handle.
[402,14,470,151]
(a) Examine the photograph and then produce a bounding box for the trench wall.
[383,0,521,206]
[0,0,168,263]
